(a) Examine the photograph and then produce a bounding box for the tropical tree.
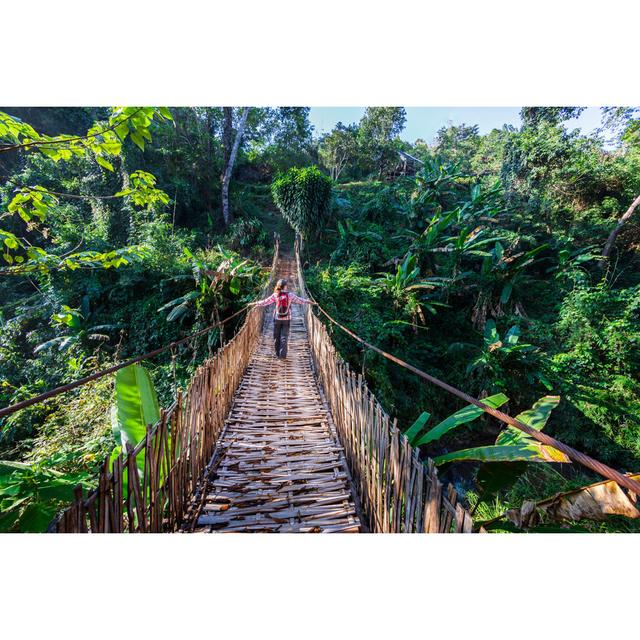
[602,193,640,259]
[0,454,94,532]
[376,252,450,321]
[220,107,250,226]
[318,122,359,181]
[449,319,551,393]
[0,108,172,275]
[34,300,121,354]
[358,107,407,176]
[469,240,549,327]
[520,107,585,128]
[432,124,481,174]
[158,246,263,331]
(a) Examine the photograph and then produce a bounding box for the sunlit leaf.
[434,444,541,464]
[112,363,160,449]
[414,393,508,447]
[96,155,114,172]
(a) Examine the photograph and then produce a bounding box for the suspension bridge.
[2,236,639,533]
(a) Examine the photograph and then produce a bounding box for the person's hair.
[274,278,288,294]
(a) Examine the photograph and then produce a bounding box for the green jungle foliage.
[1,106,640,532]
[271,166,333,239]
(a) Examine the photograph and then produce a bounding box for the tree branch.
[602,194,640,259]
[10,184,121,200]
[0,108,143,154]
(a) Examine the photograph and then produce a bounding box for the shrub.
[271,166,333,238]
[225,216,268,251]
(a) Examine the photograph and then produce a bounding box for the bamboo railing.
[53,237,280,532]
[295,240,473,532]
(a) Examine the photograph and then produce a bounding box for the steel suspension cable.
[0,304,252,420]
[302,284,640,496]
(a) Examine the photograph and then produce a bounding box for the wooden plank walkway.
[189,256,362,533]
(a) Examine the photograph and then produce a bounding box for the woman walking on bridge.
[251,279,314,359]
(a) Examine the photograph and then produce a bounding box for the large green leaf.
[500,282,513,304]
[230,275,241,295]
[157,290,199,314]
[404,411,430,446]
[37,479,80,501]
[414,393,508,447]
[504,325,520,345]
[514,395,560,432]
[0,507,22,532]
[496,395,557,444]
[433,444,541,465]
[495,396,568,462]
[113,363,160,449]
[0,460,30,476]
[19,502,59,533]
[484,319,499,346]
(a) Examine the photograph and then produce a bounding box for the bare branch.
[602,194,640,259]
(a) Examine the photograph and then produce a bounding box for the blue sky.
[308,107,604,143]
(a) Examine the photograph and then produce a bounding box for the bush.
[224,216,268,252]
[271,166,333,238]
[547,283,640,465]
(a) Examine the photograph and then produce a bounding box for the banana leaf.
[34,336,67,353]
[413,392,508,447]
[404,411,430,446]
[112,363,160,450]
[17,502,59,533]
[504,324,520,345]
[483,319,499,345]
[157,290,199,313]
[500,282,513,304]
[433,444,541,464]
[0,460,30,475]
[496,395,569,462]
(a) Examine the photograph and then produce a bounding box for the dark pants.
[273,319,290,358]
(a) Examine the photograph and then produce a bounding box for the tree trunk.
[602,194,640,259]
[221,107,249,227]
[221,107,233,168]
[105,155,133,245]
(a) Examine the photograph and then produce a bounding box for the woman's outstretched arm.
[251,293,276,307]
[288,293,315,305]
